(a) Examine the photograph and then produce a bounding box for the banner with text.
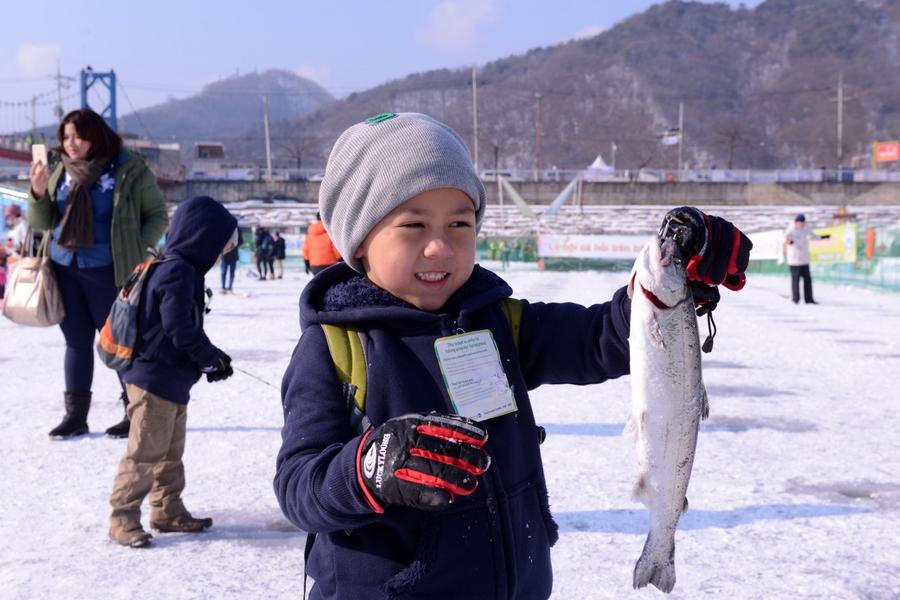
[747,229,785,261]
[537,233,649,259]
[810,223,857,264]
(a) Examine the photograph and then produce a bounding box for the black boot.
[49,391,91,440]
[105,392,131,439]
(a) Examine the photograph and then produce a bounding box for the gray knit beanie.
[319,112,486,273]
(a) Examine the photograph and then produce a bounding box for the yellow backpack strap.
[500,298,523,352]
[321,324,371,433]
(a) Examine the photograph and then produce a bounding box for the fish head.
[629,236,688,309]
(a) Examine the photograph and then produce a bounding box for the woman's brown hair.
[55,108,122,162]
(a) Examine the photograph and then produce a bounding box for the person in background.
[109,196,236,548]
[301,212,341,275]
[27,108,169,440]
[220,229,241,295]
[0,243,7,301]
[272,231,286,279]
[4,204,29,257]
[255,227,274,280]
[273,112,752,599]
[784,213,828,304]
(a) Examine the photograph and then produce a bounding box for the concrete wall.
[161,179,900,206]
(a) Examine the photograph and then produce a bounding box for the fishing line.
[234,365,280,390]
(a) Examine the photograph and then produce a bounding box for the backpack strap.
[500,297,523,352]
[321,324,371,435]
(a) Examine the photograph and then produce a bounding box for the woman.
[27,108,169,440]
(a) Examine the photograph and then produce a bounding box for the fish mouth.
[659,237,681,267]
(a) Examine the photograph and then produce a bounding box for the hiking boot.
[110,522,153,548]
[49,391,91,439]
[105,392,130,439]
[151,514,213,533]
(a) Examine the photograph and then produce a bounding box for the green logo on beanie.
[365,112,398,125]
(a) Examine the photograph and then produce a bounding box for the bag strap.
[321,298,524,436]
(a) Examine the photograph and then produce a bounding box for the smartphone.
[32,143,48,166]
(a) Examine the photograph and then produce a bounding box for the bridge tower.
[80,68,117,131]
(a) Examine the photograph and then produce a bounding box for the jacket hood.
[308,220,327,235]
[299,262,512,329]
[164,196,237,273]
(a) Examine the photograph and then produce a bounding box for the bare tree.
[712,117,748,169]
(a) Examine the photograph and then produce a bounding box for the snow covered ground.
[1,262,898,599]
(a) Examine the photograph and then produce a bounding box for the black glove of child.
[200,352,233,383]
[356,412,491,514]
[659,206,753,291]
[304,258,311,275]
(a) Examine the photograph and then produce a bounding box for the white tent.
[582,154,615,182]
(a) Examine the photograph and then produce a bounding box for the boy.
[274,113,751,598]
[109,195,237,548]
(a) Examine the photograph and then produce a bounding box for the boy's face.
[355,188,477,311]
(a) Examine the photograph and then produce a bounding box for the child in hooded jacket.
[109,195,238,548]
[274,113,751,599]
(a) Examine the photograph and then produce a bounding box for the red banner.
[874,141,900,163]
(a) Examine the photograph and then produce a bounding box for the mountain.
[240,0,900,171]
[118,69,333,156]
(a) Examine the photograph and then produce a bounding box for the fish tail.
[633,534,676,593]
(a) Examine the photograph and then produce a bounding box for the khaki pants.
[274,258,284,278]
[110,384,188,528]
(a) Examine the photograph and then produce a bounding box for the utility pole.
[471,65,479,173]
[262,94,273,184]
[828,72,855,168]
[30,96,37,138]
[54,60,64,119]
[677,102,684,172]
[533,92,542,181]
[611,141,617,170]
[837,72,844,168]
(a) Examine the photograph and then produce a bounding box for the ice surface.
[1,262,898,599]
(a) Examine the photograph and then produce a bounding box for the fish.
[627,235,709,593]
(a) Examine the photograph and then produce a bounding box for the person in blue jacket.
[109,195,237,548]
[274,113,751,599]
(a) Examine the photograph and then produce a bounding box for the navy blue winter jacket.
[122,196,237,405]
[274,263,631,600]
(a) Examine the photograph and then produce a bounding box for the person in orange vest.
[302,212,342,275]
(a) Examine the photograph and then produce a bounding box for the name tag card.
[434,330,517,422]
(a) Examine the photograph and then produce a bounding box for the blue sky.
[1,0,759,132]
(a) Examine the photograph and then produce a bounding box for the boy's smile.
[355,188,477,311]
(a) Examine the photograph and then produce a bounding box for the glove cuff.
[355,429,385,515]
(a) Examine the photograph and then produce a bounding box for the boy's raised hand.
[659,206,753,291]
[356,412,491,514]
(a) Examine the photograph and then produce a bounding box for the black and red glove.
[356,412,491,514]
[659,206,753,292]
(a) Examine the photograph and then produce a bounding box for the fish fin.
[697,384,710,420]
[631,474,651,508]
[633,534,676,593]
[647,314,665,349]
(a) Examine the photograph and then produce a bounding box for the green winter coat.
[26,150,169,288]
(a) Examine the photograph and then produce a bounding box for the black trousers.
[790,265,814,303]
[54,261,124,392]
